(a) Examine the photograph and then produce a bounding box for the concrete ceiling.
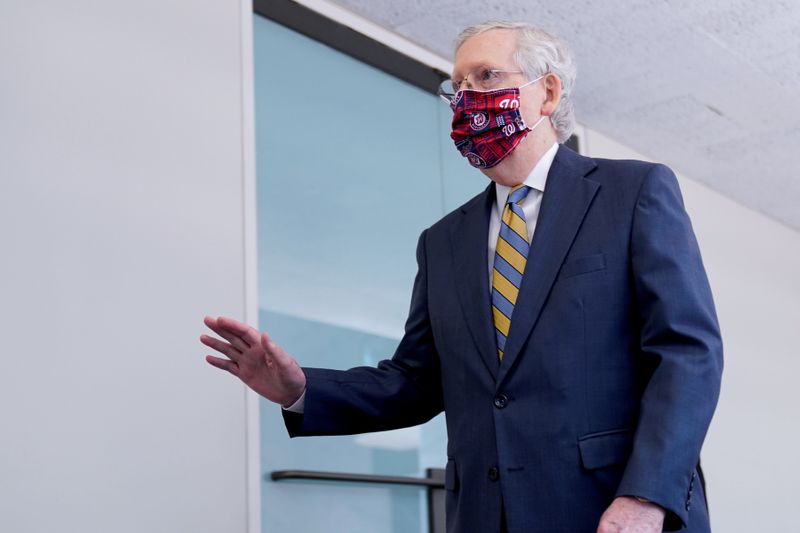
[334,0,800,231]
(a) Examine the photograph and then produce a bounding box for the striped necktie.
[491,184,531,362]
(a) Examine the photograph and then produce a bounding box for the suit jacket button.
[493,395,509,409]
[487,467,500,481]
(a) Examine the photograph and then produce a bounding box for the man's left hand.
[597,496,665,533]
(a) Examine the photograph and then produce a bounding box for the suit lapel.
[449,185,499,380]
[496,146,600,386]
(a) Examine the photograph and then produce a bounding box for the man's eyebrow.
[451,62,498,80]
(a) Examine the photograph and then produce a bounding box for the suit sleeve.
[283,229,444,436]
[615,164,724,530]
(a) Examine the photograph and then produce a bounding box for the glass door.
[253,14,485,532]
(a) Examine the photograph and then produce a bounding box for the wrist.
[629,496,665,517]
[281,388,306,410]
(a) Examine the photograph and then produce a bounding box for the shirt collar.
[494,141,559,210]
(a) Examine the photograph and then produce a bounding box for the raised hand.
[201,316,306,407]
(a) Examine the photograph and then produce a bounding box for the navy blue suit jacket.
[284,145,723,532]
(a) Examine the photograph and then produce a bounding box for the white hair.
[455,21,577,144]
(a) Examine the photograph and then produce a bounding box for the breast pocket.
[557,253,606,281]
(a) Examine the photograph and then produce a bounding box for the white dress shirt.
[285,142,560,414]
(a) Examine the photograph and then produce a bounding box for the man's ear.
[541,73,562,117]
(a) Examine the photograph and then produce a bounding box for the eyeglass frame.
[437,67,542,105]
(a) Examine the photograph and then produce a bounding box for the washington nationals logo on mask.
[499,97,520,109]
[470,112,490,132]
[467,153,487,167]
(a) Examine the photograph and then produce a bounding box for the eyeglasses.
[437,68,524,104]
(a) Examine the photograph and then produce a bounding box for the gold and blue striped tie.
[492,184,531,362]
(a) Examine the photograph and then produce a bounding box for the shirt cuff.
[282,390,306,413]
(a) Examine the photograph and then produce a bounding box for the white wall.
[0,2,255,532]
[583,127,800,532]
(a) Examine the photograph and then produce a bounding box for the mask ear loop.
[521,114,547,132]
[518,73,545,90]
[519,73,550,131]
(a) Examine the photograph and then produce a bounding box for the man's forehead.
[452,29,517,78]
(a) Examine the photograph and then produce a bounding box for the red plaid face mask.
[450,76,545,169]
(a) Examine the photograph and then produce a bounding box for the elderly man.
[202,21,722,533]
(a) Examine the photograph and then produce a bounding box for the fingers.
[200,334,241,361]
[206,355,240,375]
[217,316,262,347]
[204,316,252,351]
[260,332,292,368]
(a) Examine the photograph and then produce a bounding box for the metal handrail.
[269,469,445,488]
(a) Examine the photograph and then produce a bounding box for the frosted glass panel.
[258,310,436,532]
[255,17,442,340]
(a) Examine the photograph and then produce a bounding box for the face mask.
[449,76,545,169]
